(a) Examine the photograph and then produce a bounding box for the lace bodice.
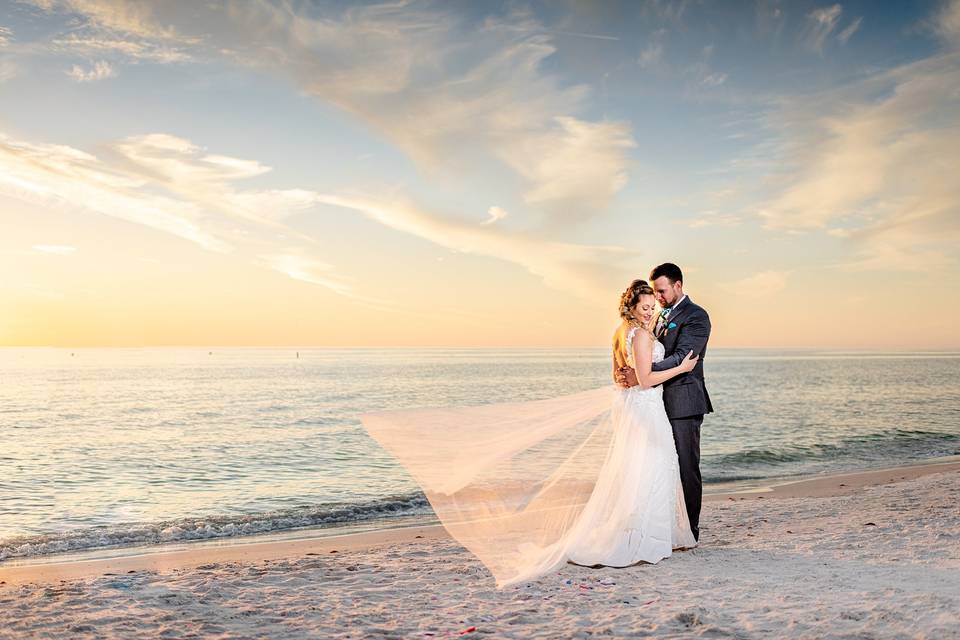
[625,326,664,369]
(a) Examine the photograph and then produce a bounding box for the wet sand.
[2,461,958,638]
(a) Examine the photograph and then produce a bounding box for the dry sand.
[2,461,958,639]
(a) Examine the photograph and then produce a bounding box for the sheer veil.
[361,385,620,588]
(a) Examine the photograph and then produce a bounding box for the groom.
[616,262,713,541]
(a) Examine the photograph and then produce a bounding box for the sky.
[1,0,958,348]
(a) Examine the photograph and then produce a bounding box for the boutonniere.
[655,319,677,338]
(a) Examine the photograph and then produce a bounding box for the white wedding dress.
[362,327,696,588]
[564,327,696,567]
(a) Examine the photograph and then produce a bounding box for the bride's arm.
[632,332,698,389]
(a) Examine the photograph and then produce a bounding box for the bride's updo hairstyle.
[619,279,654,320]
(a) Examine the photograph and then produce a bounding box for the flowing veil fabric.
[362,386,622,588]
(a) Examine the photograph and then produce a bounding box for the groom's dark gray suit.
[651,295,712,541]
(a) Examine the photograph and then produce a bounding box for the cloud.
[0,59,15,82]
[67,59,115,82]
[685,43,729,90]
[113,133,270,182]
[32,244,77,255]
[755,0,787,38]
[638,41,663,69]
[500,117,635,218]
[0,130,325,257]
[257,254,352,296]
[18,2,636,226]
[52,35,191,63]
[803,4,843,53]
[0,129,381,298]
[757,53,960,272]
[837,17,862,45]
[107,133,320,228]
[213,2,633,224]
[0,25,15,81]
[831,241,957,273]
[684,211,741,229]
[936,0,960,48]
[24,0,181,40]
[641,0,692,23]
[722,271,789,296]
[26,1,197,70]
[1,128,637,301]
[483,206,508,225]
[0,132,225,251]
[701,72,728,87]
[314,192,635,303]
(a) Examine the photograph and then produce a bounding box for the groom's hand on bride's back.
[616,366,639,388]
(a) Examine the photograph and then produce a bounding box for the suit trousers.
[669,415,703,541]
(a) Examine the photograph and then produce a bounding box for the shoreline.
[3,457,958,588]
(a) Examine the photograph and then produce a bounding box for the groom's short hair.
[650,263,683,284]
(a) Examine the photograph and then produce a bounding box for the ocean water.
[2,347,958,561]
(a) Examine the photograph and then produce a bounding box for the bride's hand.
[680,350,699,372]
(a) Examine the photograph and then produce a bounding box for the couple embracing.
[363,262,712,587]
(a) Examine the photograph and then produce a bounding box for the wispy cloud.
[803,4,843,53]
[936,0,960,48]
[0,59,15,82]
[0,129,328,258]
[686,43,729,89]
[32,244,77,255]
[17,2,636,227]
[545,29,619,42]
[482,206,508,226]
[758,53,960,272]
[722,270,789,296]
[0,25,15,81]
[755,0,786,39]
[701,72,728,87]
[0,127,637,302]
[107,133,320,229]
[684,211,741,229]
[0,131,227,251]
[837,16,863,45]
[23,0,197,79]
[501,117,634,219]
[257,254,352,296]
[53,35,192,63]
[638,41,663,69]
[215,2,633,225]
[641,0,692,23]
[314,192,635,303]
[24,0,183,41]
[0,128,375,298]
[67,59,115,82]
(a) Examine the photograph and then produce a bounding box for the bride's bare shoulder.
[622,325,652,348]
[634,328,656,346]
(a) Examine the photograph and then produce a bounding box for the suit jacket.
[651,296,713,419]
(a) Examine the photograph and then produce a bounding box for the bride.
[362,279,698,588]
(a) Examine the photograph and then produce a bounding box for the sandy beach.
[2,461,958,639]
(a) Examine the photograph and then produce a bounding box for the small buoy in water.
[208,351,213,355]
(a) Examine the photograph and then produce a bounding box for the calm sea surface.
[2,347,958,560]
